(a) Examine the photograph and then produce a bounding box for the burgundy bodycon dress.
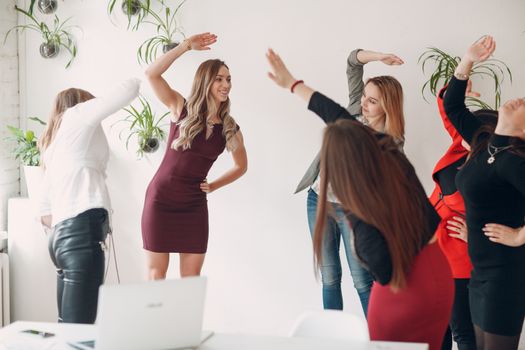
[142,108,236,253]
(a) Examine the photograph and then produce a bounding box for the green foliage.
[137,0,186,65]
[117,96,170,158]
[5,117,46,166]
[107,0,151,31]
[418,47,512,110]
[5,6,79,68]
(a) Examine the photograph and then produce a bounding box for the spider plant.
[107,0,151,31]
[116,96,170,158]
[418,47,512,110]
[5,117,46,166]
[5,6,78,68]
[137,0,186,65]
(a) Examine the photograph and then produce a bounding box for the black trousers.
[442,278,476,350]
[48,208,109,324]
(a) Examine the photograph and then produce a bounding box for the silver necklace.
[487,143,513,164]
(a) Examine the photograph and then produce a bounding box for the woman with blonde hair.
[141,32,247,279]
[39,79,140,323]
[295,48,404,314]
[266,49,453,349]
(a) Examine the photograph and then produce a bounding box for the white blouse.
[39,79,140,226]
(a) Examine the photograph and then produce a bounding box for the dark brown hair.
[467,109,525,161]
[313,119,431,290]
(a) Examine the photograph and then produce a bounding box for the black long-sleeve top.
[443,77,525,279]
[308,91,440,284]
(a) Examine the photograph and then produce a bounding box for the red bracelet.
[290,80,304,93]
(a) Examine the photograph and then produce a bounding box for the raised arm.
[443,36,496,144]
[266,48,355,123]
[347,49,404,115]
[437,80,480,141]
[74,78,141,127]
[145,32,217,121]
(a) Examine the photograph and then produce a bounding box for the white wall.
[0,0,20,231]
[13,0,525,335]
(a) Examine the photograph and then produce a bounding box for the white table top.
[0,321,428,350]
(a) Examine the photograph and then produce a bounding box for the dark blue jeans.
[48,208,109,324]
[306,189,373,315]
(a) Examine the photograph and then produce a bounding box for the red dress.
[368,243,454,350]
[428,87,472,278]
[141,109,232,253]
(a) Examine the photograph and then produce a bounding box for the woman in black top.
[443,35,525,350]
[266,49,454,350]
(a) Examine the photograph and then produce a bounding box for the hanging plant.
[115,96,170,158]
[28,0,58,15]
[37,0,58,14]
[137,0,186,65]
[5,6,79,68]
[418,47,512,110]
[107,0,151,31]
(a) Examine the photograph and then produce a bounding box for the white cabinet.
[7,198,57,322]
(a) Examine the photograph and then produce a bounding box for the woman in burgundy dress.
[142,32,248,279]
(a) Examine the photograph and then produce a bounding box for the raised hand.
[483,223,525,247]
[465,79,481,98]
[447,216,468,242]
[464,35,496,63]
[379,53,404,66]
[187,32,218,51]
[266,48,296,89]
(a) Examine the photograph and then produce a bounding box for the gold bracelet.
[454,72,469,80]
[184,39,191,51]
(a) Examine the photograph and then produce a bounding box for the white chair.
[289,310,369,341]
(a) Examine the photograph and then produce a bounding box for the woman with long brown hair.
[141,32,248,279]
[39,79,140,323]
[266,48,453,349]
[295,48,404,314]
[443,35,525,350]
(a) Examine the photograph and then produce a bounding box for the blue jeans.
[306,189,373,316]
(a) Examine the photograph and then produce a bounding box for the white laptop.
[69,276,212,350]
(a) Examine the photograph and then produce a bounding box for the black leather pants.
[48,208,109,324]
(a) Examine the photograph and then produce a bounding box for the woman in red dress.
[142,32,248,279]
[266,49,453,350]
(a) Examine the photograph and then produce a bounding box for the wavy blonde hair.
[39,88,95,157]
[366,76,405,143]
[172,59,238,151]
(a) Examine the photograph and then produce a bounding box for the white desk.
[0,321,428,350]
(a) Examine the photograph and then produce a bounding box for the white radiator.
[0,252,10,326]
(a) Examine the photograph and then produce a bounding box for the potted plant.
[116,96,170,158]
[137,0,186,65]
[418,47,512,110]
[5,117,46,199]
[28,0,58,15]
[5,6,78,68]
[107,0,151,30]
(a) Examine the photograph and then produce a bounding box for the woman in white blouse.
[39,79,140,323]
